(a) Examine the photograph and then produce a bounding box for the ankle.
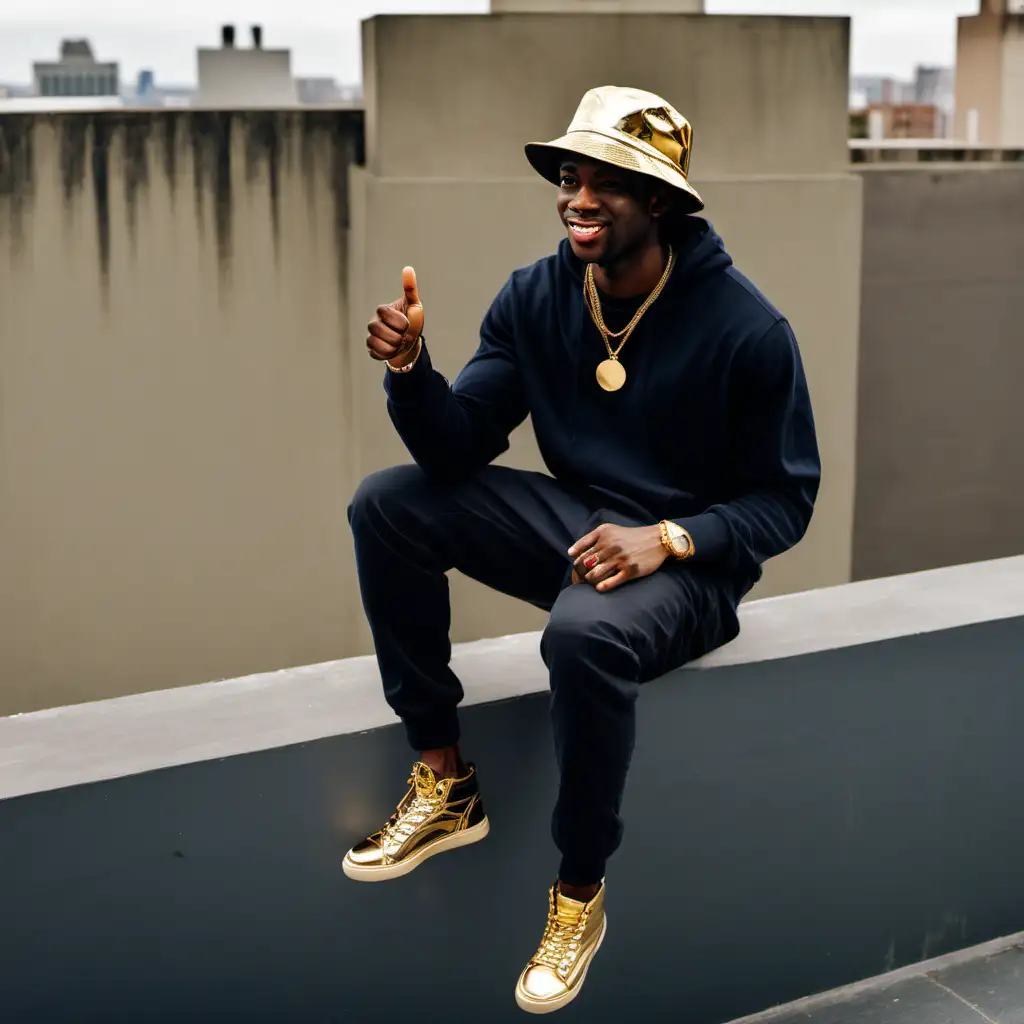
[420,745,465,780]
[557,879,600,904]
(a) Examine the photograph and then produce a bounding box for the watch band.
[386,336,423,373]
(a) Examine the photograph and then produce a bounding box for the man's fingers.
[368,319,406,346]
[584,561,616,586]
[367,336,400,361]
[572,550,596,578]
[402,266,421,306]
[377,305,409,333]
[568,529,601,558]
[402,267,425,339]
[597,570,629,593]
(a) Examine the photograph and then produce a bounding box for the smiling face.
[556,156,669,268]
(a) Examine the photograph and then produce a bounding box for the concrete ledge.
[1,556,1021,800]
[1,560,1022,1022]
[850,141,1024,164]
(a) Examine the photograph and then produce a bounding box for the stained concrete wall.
[853,165,1024,581]
[0,16,864,713]
[13,15,1018,716]
[0,111,363,715]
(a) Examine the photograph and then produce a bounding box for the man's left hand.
[568,524,669,593]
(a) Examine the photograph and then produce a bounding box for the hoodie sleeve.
[672,318,821,573]
[383,277,529,481]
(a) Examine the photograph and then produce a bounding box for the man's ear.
[648,185,673,219]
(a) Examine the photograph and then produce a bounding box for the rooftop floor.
[735,938,1024,1024]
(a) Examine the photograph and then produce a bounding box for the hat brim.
[525,131,704,214]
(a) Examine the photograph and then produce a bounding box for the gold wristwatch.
[659,520,694,561]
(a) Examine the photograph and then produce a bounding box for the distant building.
[122,69,194,108]
[337,84,363,107]
[195,24,298,107]
[0,83,35,100]
[914,65,955,114]
[851,75,915,107]
[866,104,941,141]
[849,66,954,140]
[296,77,345,106]
[0,96,125,113]
[33,39,119,98]
[136,69,155,98]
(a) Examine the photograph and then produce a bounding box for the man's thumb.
[402,266,424,337]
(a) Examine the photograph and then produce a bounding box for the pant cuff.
[403,708,460,752]
[558,855,607,888]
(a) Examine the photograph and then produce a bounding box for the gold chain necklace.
[584,246,675,392]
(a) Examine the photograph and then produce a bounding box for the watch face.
[669,525,690,556]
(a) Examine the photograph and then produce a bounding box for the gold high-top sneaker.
[515,882,607,1014]
[342,761,489,881]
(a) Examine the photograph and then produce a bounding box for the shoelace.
[533,894,588,977]
[380,771,443,848]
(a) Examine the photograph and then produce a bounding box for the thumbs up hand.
[367,266,425,368]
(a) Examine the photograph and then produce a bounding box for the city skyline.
[0,0,980,88]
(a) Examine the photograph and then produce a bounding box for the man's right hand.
[367,266,425,368]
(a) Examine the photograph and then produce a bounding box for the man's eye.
[559,176,578,188]
[599,179,625,192]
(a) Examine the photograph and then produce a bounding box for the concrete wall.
[0,16,865,714]
[0,111,363,714]
[853,165,1024,580]
[354,13,861,648]
[1001,19,1024,146]
[953,7,1024,146]
[9,15,1017,714]
[362,15,851,180]
[954,11,1003,144]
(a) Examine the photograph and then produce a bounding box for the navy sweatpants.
[347,463,751,885]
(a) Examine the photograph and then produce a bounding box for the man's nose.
[568,185,600,212]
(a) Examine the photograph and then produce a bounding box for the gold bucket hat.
[525,85,703,214]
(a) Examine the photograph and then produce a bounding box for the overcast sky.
[0,0,980,87]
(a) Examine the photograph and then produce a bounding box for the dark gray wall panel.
[1,618,1023,1023]
[854,167,1024,581]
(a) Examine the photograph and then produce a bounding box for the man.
[344,86,820,1013]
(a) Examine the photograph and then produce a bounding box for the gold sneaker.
[515,882,607,1014]
[342,761,489,882]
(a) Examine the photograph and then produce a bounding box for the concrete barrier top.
[1,556,1021,801]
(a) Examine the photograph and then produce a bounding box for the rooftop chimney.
[251,25,263,49]
[221,25,235,48]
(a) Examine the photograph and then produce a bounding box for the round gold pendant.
[596,358,626,392]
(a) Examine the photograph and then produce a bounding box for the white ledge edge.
[1,556,1021,800]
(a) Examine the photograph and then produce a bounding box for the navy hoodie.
[384,219,820,580]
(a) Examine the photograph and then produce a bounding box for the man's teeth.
[573,225,602,235]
